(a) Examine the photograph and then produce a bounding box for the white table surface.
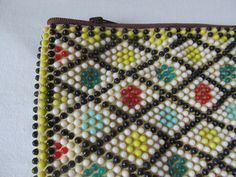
[0,0,235,176]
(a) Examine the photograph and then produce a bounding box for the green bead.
[83,169,92,176]
[98,167,107,174]
[91,163,99,171]
[92,173,101,177]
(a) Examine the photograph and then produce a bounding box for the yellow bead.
[134,149,142,157]
[213,35,219,41]
[160,29,165,34]
[38,109,46,117]
[139,135,147,142]
[38,126,46,133]
[127,31,134,37]
[116,31,122,37]
[38,135,46,143]
[38,161,46,169]
[200,29,207,35]
[140,144,148,152]
[161,35,166,40]
[149,31,154,36]
[38,101,46,108]
[129,57,134,62]
[212,27,218,33]
[82,27,88,33]
[156,39,162,45]
[125,137,133,144]
[105,30,111,36]
[209,142,216,149]
[149,37,155,43]
[201,138,208,144]
[123,60,129,65]
[54,93,61,99]
[133,140,141,147]
[81,33,88,39]
[170,28,177,34]
[94,34,100,41]
[38,171,46,177]
[56,25,63,31]
[42,40,48,47]
[203,127,209,133]
[210,130,217,136]
[117,58,123,63]
[94,27,100,33]
[123,48,129,54]
[180,29,187,35]
[138,32,144,38]
[69,26,76,32]
[42,33,49,39]
[88,38,95,44]
[61,96,68,103]
[41,47,48,54]
[199,130,205,136]
[39,143,47,151]
[116,51,122,57]
[39,152,47,160]
[128,51,134,56]
[126,146,133,153]
[38,117,46,125]
[213,137,221,143]
[43,26,49,33]
[206,134,213,139]
[131,132,140,139]
[53,100,60,106]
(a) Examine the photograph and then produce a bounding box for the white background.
[0,0,235,176]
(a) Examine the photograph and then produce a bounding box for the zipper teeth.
[47,17,236,28]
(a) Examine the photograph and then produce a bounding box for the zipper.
[47,17,236,28]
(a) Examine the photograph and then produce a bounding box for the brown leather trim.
[47,17,236,28]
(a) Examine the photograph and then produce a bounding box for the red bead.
[53,151,62,159]
[121,85,142,108]
[195,83,212,105]
[54,142,62,150]
[121,89,128,96]
[54,46,62,53]
[55,54,62,61]
[62,50,69,57]
[61,147,69,154]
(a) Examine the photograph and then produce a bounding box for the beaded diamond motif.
[33,22,236,177]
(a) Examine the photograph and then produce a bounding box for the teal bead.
[95,114,102,120]
[162,64,168,70]
[160,111,166,116]
[156,68,161,74]
[92,173,101,177]
[167,122,173,128]
[165,107,171,112]
[98,167,107,174]
[96,123,103,129]
[91,163,99,171]
[168,169,174,175]
[88,110,96,117]
[172,118,178,123]
[83,169,92,176]
[228,114,234,119]
[166,115,172,120]
[171,111,177,116]
[82,114,89,121]
[90,128,97,135]
[160,118,167,124]
[89,118,96,125]
[81,123,88,130]
[225,78,232,83]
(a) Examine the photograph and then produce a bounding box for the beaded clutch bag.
[33,17,236,177]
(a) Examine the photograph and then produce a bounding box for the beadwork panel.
[33,24,236,177]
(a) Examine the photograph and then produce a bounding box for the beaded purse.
[33,17,236,177]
